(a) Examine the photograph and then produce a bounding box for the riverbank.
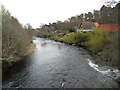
[48,31,119,69]
[37,34,119,68]
[2,42,36,81]
[52,37,118,68]
[2,43,36,69]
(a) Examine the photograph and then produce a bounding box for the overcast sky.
[1,0,104,28]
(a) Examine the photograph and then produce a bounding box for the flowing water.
[2,37,119,88]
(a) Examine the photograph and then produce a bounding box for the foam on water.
[88,59,120,78]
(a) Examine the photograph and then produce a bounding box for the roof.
[81,22,99,27]
[78,22,99,29]
[98,24,120,31]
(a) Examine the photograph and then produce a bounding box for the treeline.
[2,6,33,68]
[37,3,120,33]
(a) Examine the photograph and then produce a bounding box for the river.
[2,37,119,88]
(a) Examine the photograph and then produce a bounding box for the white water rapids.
[88,59,120,80]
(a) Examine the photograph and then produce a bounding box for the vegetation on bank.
[1,6,34,68]
[52,32,89,46]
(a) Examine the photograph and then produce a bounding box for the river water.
[2,37,119,88]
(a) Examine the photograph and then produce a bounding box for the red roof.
[98,24,120,32]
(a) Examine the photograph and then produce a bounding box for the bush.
[74,32,89,46]
[85,27,119,68]
[100,31,119,67]
[55,32,89,45]
[59,33,76,44]
[84,28,111,53]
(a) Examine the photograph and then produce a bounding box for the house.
[98,24,120,32]
[77,22,99,32]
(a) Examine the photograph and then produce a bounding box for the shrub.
[85,27,119,68]
[59,33,76,44]
[56,32,89,45]
[74,32,89,46]
[100,31,119,67]
[84,28,111,53]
